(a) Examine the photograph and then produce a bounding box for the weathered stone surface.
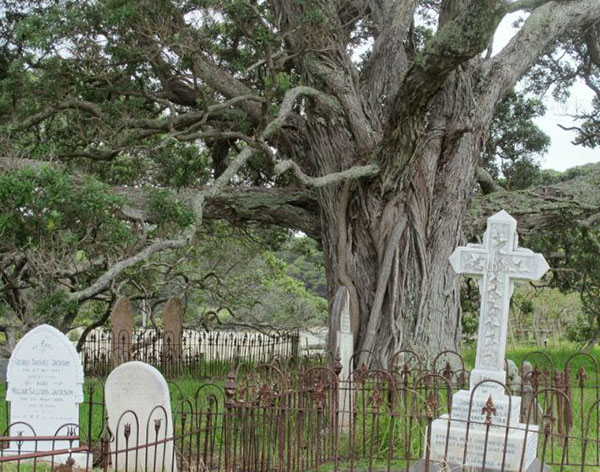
[449,210,549,376]
[429,416,538,471]
[7,325,83,445]
[163,297,184,359]
[111,297,135,363]
[105,361,177,472]
[332,286,353,428]
[506,359,521,394]
[425,211,550,471]
[450,390,520,426]
[5,325,91,466]
[411,457,550,472]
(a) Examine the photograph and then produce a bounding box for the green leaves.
[483,91,550,190]
[144,187,195,229]
[33,290,78,326]
[0,166,130,251]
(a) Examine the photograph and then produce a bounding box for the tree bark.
[317,70,487,363]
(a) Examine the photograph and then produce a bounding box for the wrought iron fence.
[80,328,301,378]
[2,350,600,471]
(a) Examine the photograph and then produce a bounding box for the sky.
[534,83,598,171]
[494,14,599,172]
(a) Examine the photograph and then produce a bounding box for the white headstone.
[427,211,549,471]
[6,325,84,450]
[333,287,353,429]
[105,361,177,472]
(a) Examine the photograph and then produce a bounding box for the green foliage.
[144,187,195,229]
[0,165,136,340]
[259,251,327,325]
[523,226,600,348]
[277,236,327,298]
[33,290,78,326]
[152,144,212,188]
[482,91,550,190]
[0,0,597,355]
[0,166,131,252]
[176,223,328,330]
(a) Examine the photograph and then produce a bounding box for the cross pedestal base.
[409,457,550,472]
[421,375,539,472]
[450,390,521,426]
[427,412,538,471]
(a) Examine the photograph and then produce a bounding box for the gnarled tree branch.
[481,0,600,113]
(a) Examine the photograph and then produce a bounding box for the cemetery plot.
[2,212,600,472]
[0,348,598,471]
[425,210,550,472]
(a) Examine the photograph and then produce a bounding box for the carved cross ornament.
[449,210,549,372]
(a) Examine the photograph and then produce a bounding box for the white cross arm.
[449,245,488,276]
[506,249,550,281]
[449,246,549,281]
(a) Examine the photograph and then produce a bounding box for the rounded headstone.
[111,297,135,363]
[105,361,177,472]
[6,324,84,449]
[163,297,184,358]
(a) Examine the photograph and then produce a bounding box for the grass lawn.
[1,347,600,471]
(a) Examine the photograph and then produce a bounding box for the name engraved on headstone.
[7,324,84,451]
[430,418,537,470]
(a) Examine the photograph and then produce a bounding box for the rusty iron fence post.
[224,370,236,472]
[99,414,112,472]
[424,391,438,472]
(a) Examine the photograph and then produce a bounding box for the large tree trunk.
[319,72,485,364]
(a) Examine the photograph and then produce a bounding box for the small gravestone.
[6,324,90,466]
[332,287,353,429]
[105,361,177,472]
[506,359,521,394]
[422,211,550,472]
[163,297,184,359]
[111,297,134,364]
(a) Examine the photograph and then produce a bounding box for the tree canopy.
[1,0,600,359]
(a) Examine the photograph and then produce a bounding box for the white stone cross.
[449,210,549,373]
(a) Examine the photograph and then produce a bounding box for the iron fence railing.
[80,328,301,378]
[2,350,600,471]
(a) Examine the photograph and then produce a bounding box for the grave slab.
[332,287,353,429]
[429,414,538,470]
[163,297,184,359]
[111,297,134,363]
[105,361,177,472]
[410,458,550,472]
